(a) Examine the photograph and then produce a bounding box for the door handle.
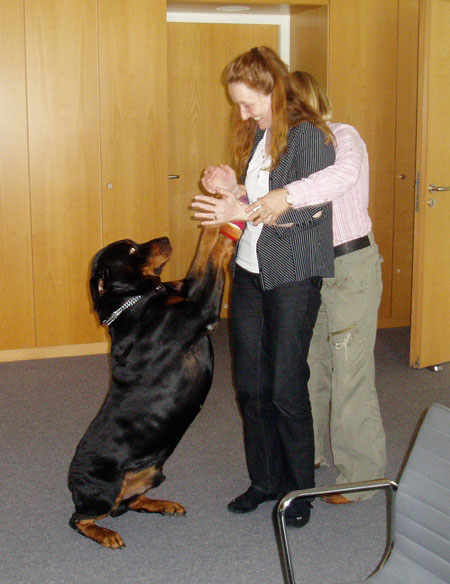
[168,175,180,179]
[428,184,450,192]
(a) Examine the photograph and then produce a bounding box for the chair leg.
[276,480,397,584]
[277,510,296,584]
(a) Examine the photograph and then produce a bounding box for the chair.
[277,403,450,584]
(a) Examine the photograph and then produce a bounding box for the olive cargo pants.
[308,234,386,500]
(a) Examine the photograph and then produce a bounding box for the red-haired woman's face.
[228,82,272,130]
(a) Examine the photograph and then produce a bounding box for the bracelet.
[284,188,294,207]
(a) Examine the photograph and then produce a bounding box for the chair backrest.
[370,403,450,584]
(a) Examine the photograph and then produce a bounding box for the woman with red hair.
[192,47,335,527]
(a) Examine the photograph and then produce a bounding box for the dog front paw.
[128,495,186,516]
[73,519,126,549]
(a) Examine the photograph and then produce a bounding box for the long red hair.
[223,47,332,176]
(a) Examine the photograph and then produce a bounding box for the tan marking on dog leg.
[128,495,186,516]
[187,226,220,279]
[122,467,161,500]
[211,233,234,267]
[165,296,185,305]
[110,478,128,515]
[75,518,125,549]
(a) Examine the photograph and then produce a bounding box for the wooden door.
[410,0,450,368]
[98,0,170,246]
[0,1,35,350]
[26,0,103,347]
[167,23,279,299]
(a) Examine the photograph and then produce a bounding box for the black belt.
[334,235,370,258]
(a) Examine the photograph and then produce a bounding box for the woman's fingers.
[193,194,216,205]
[202,165,238,193]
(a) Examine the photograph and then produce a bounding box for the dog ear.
[90,267,109,300]
[97,269,108,296]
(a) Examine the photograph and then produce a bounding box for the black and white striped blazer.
[238,121,335,290]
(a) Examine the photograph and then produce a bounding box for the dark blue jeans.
[231,264,321,496]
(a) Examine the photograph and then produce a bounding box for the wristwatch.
[284,189,294,207]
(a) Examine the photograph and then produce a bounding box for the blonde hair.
[291,71,333,122]
[223,47,333,176]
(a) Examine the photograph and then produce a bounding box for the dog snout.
[140,236,172,277]
[156,237,172,256]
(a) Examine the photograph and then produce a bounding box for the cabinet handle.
[168,175,180,179]
[428,184,450,192]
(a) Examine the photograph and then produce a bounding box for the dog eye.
[129,246,137,255]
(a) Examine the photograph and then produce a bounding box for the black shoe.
[285,501,312,528]
[228,486,279,514]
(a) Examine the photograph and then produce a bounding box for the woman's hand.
[247,188,290,225]
[192,187,249,225]
[201,165,241,197]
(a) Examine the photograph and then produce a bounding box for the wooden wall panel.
[98,0,170,248]
[0,0,421,360]
[26,0,103,346]
[0,0,35,350]
[329,0,399,323]
[391,0,420,324]
[290,5,328,89]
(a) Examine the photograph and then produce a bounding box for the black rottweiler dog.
[68,226,233,548]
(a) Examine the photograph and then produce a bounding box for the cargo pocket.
[328,324,358,362]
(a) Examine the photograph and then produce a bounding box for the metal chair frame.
[277,479,398,584]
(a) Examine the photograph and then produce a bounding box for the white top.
[236,131,271,273]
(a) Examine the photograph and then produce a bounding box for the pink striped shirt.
[284,122,372,246]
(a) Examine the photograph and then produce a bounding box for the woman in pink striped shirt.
[247,71,387,503]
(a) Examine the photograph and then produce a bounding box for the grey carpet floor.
[0,324,448,584]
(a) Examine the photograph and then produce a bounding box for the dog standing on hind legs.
[68,226,235,548]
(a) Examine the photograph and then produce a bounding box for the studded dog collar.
[102,284,165,327]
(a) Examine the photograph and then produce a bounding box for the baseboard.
[377,316,410,329]
[0,342,109,363]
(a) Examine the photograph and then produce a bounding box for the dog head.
[90,236,172,319]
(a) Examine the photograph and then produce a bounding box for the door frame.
[167,5,291,63]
